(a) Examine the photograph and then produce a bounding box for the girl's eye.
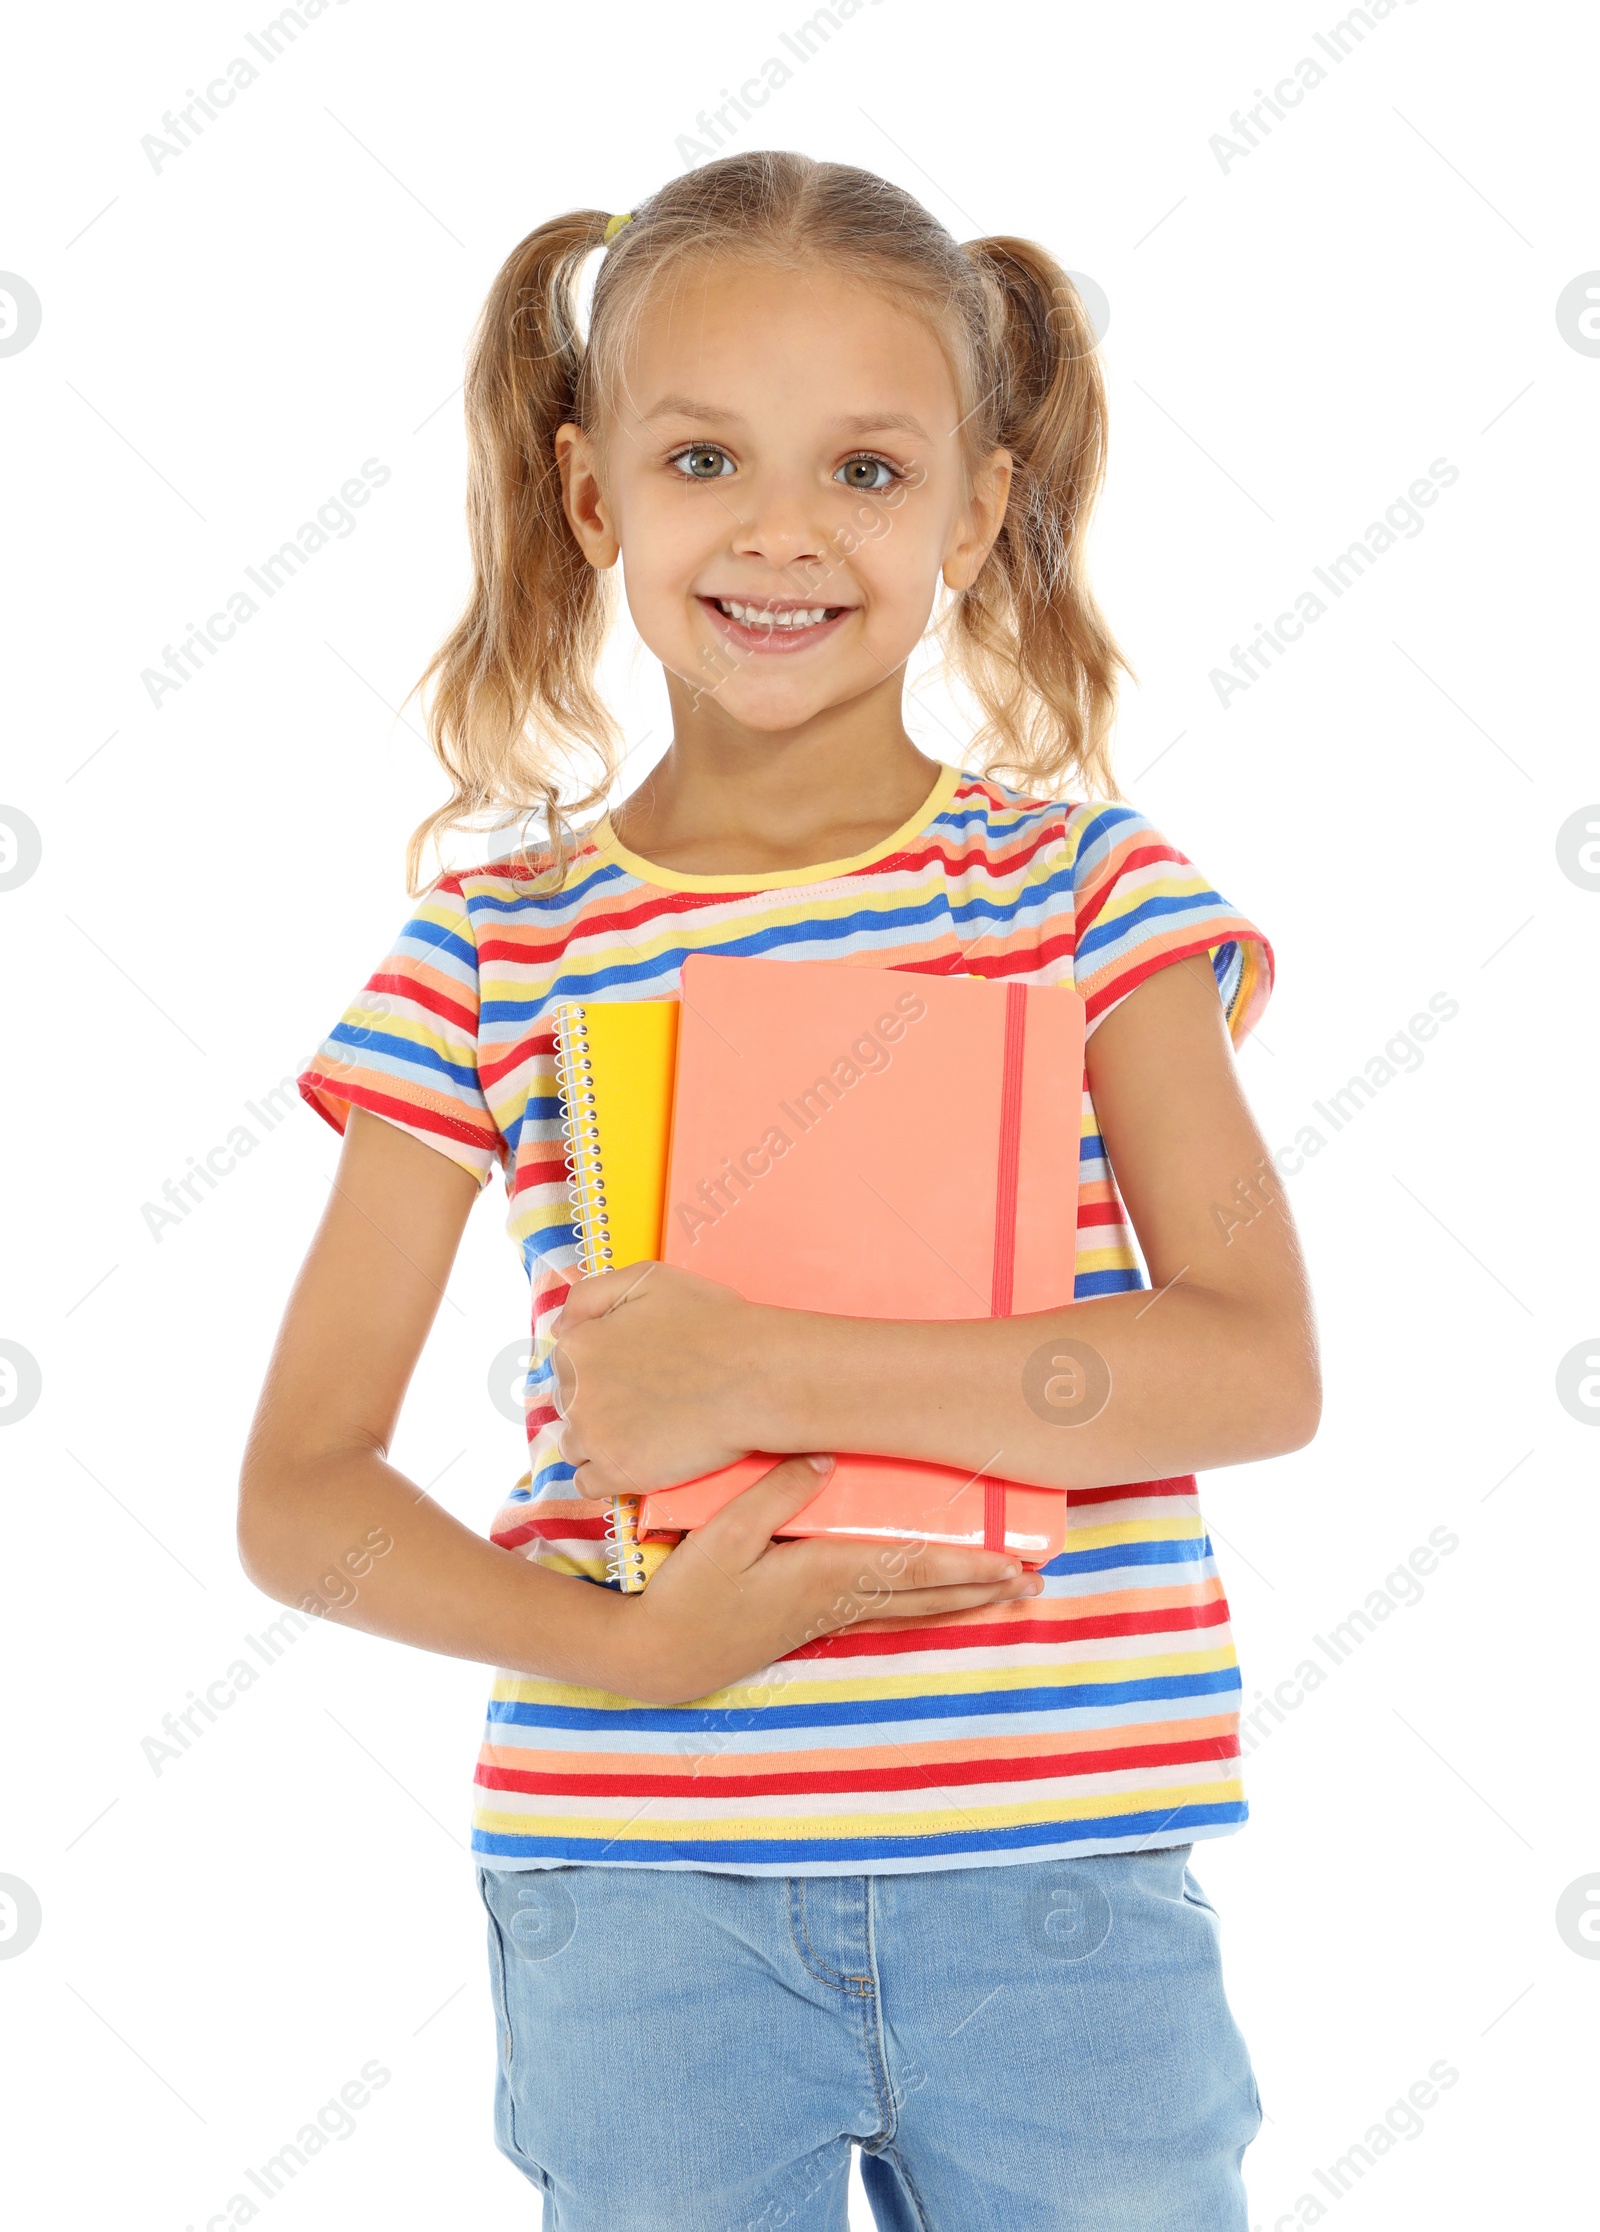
[669,445,734,481]
[835,454,903,492]
[667,447,905,489]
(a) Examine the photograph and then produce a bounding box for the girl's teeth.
[716,600,833,629]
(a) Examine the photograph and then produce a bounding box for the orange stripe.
[477,1713,1241,1783]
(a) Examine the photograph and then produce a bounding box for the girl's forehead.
[612,259,963,415]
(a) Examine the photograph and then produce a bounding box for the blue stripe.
[1069,802,1148,878]
[1076,889,1229,969]
[396,914,479,970]
[1073,1268,1145,1298]
[467,856,635,920]
[1035,1535,1213,1589]
[486,1665,1241,1735]
[941,862,1076,932]
[502,900,972,1013]
[471,1801,1248,1865]
[1047,1533,1213,1575]
[1213,941,1242,1008]
[527,1225,582,1269]
[321,1024,481,1097]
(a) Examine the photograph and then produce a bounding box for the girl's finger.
[600,1261,659,1313]
[689,1453,835,1562]
[557,1262,657,1330]
[861,1579,1042,1621]
[572,1447,654,1503]
[876,1546,1027,1591]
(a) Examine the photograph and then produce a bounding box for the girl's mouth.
[698,595,854,654]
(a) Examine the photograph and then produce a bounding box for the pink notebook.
[635,954,1086,1563]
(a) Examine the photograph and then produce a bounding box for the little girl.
[241,151,1318,2231]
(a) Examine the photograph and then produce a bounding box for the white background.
[1,2,1595,2226]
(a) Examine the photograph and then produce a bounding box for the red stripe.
[1080,932,1266,1030]
[1071,839,1192,938]
[797,1594,1233,1658]
[1065,1475,1198,1506]
[298,1074,500,1159]
[510,1153,570,1196]
[874,822,1065,891]
[475,1733,1239,1801]
[989,981,1027,1318]
[899,922,1077,983]
[365,968,478,1036]
[491,1515,612,1549]
[475,882,781,971]
[980,982,1025,1554]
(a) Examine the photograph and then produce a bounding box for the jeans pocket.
[1180,1866,1218,1917]
[476,1867,560,2195]
[477,1867,516,2074]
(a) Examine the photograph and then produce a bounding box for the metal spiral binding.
[552,1003,612,1275]
[552,1002,647,1594]
[600,1494,647,1593]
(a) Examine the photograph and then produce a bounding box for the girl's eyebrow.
[834,410,929,440]
[639,394,929,440]
[640,394,745,424]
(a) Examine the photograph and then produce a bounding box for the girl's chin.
[667,680,852,732]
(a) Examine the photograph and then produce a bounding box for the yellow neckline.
[587,761,964,892]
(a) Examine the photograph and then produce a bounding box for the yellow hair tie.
[603,211,633,244]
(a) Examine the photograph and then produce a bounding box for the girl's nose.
[725,473,831,574]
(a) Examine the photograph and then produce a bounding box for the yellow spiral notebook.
[550,998,679,1588]
[553,997,679,1274]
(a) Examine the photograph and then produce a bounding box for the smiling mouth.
[703,595,851,634]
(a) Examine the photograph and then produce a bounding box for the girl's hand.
[552,1260,776,1494]
[603,1453,1042,1706]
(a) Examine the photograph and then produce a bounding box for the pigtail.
[405,208,622,896]
[942,237,1131,800]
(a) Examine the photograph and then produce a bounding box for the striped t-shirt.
[298,763,1273,1874]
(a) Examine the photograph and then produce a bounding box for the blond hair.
[406,151,1130,894]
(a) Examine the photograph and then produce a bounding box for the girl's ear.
[942,446,1013,593]
[555,423,621,569]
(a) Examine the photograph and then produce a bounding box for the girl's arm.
[236,1109,1038,1707]
[554,957,1320,1495]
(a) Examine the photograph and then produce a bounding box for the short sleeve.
[297,875,506,1191]
[1069,804,1274,1046]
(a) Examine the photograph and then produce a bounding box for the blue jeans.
[476,1844,1261,2229]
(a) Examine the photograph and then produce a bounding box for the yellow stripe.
[472,1778,1246,1843]
[1076,1245,1139,1272]
[335,1008,468,1063]
[492,1643,1239,1713]
[1062,1514,1205,1548]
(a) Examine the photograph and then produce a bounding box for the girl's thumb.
[697,1453,833,1553]
[763,1455,834,1490]
[754,1452,834,1500]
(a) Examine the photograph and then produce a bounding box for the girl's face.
[556,259,1011,735]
